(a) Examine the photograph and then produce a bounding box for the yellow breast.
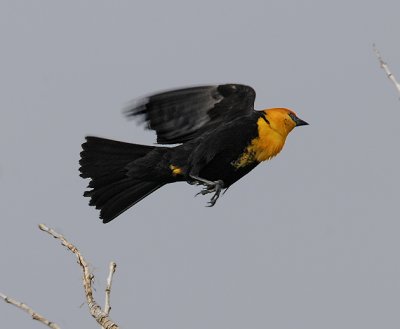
[232,117,286,168]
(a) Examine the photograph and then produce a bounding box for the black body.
[80,84,262,223]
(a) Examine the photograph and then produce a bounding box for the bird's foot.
[190,175,224,207]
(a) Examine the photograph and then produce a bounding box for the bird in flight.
[80,84,308,223]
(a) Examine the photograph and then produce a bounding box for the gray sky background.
[1,1,400,328]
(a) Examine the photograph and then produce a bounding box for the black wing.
[124,84,256,144]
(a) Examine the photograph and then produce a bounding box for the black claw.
[192,179,224,206]
[207,180,223,207]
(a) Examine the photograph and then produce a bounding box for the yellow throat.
[232,108,297,168]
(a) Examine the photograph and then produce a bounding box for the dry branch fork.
[1,224,119,329]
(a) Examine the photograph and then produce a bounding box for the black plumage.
[80,83,307,223]
[125,84,256,144]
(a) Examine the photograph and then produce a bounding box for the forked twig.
[38,224,119,329]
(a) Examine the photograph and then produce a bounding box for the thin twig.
[0,292,61,329]
[38,224,119,329]
[373,44,400,97]
[105,262,117,315]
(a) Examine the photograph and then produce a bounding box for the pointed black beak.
[295,118,309,127]
[289,112,309,127]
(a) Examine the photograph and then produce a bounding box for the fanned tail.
[80,136,165,223]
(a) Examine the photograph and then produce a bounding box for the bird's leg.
[189,175,216,186]
[189,175,224,207]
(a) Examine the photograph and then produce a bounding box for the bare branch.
[0,292,61,329]
[38,224,119,329]
[373,44,400,97]
[105,262,117,315]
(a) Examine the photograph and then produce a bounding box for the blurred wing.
[125,84,256,144]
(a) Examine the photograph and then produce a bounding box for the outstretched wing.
[125,84,256,144]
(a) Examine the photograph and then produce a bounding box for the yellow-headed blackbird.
[80,84,308,223]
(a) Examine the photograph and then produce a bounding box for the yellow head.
[232,108,308,166]
[263,108,308,138]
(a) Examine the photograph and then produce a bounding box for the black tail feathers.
[80,136,165,223]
